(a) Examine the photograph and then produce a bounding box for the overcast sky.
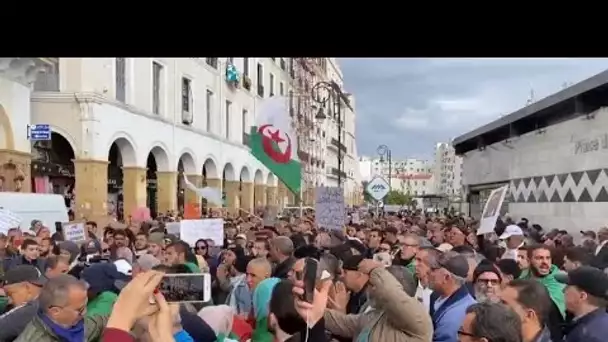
[339,58,608,159]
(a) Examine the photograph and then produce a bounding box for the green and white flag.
[249,97,301,195]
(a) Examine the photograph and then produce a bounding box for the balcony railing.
[329,138,347,154]
[297,150,310,162]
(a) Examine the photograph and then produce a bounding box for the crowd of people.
[0,210,607,342]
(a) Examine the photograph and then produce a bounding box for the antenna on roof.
[525,88,535,106]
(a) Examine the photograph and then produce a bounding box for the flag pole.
[299,187,303,217]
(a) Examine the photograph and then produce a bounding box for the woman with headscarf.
[197,305,245,341]
[251,277,281,342]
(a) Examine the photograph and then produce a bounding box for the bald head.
[246,257,272,290]
[271,236,294,256]
[248,257,272,275]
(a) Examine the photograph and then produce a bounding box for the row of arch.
[111,136,276,186]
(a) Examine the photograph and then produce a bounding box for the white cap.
[499,225,524,239]
[114,259,132,276]
[437,243,453,252]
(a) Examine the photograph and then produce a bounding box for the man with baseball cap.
[0,265,47,341]
[557,266,608,341]
[500,225,525,261]
[428,252,477,342]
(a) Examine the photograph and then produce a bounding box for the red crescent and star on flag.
[258,124,292,164]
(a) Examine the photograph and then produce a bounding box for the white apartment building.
[323,58,361,205]
[433,142,463,197]
[359,156,434,196]
[26,57,299,219]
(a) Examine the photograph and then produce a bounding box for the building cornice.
[31,91,249,151]
[0,58,50,86]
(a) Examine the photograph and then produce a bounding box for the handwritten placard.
[315,186,345,231]
[64,222,87,242]
[180,219,224,247]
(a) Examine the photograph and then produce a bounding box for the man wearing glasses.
[15,274,107,342]
[458,302,522,342]
[0,265,46,341]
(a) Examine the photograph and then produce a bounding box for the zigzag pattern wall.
[508,168,608,203]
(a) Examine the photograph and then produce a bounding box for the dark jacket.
[3,256,46,273]
[346,284,368,314]
[271,256,295,279]
[296,318,327,342]
[565,308,608,342]
[534,327,553,342]
[591,243,608,270]
[0,299,39,342]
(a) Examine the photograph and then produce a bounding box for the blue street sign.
[28,124,52,141]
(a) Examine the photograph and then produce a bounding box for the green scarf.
[216,332,240,342]
[405,259,418,284]
[520,265,566,318]
[251,278,281,342]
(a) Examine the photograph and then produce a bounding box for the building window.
[206,90,213,132]
[182,77,192,125]
[115,58,126,102]
[206,58,218,69]
[225,100,231,139]
[257,63,264,97]
[279,82,284,96]
[242,109,248,142]
[152,61,163,115]
[269,73,275,97]
[243,58,249,76]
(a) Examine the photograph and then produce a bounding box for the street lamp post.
[377,144,392,191]
[311,80,348,186]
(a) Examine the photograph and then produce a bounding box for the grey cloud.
[340,58,608,159]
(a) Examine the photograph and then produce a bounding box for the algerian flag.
[249,97,301,195]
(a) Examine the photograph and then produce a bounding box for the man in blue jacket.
[558,266,608,342]
[428,251,477,342]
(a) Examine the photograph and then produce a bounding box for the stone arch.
[0,104,14,150]
[177,151,196,174]
[239,166,252,183]
[266,173,277,186]
[254,170,264,184]
[50,127,78,157]
[222,163,236,182]
[202,156,219,179]
[107,135,137,167]
[147,144,170,172]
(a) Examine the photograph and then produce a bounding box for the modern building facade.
[454,69,608,232]
[359,156,434,197]
[433,142,463,197]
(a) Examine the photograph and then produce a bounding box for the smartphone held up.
[158,273,211,303]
